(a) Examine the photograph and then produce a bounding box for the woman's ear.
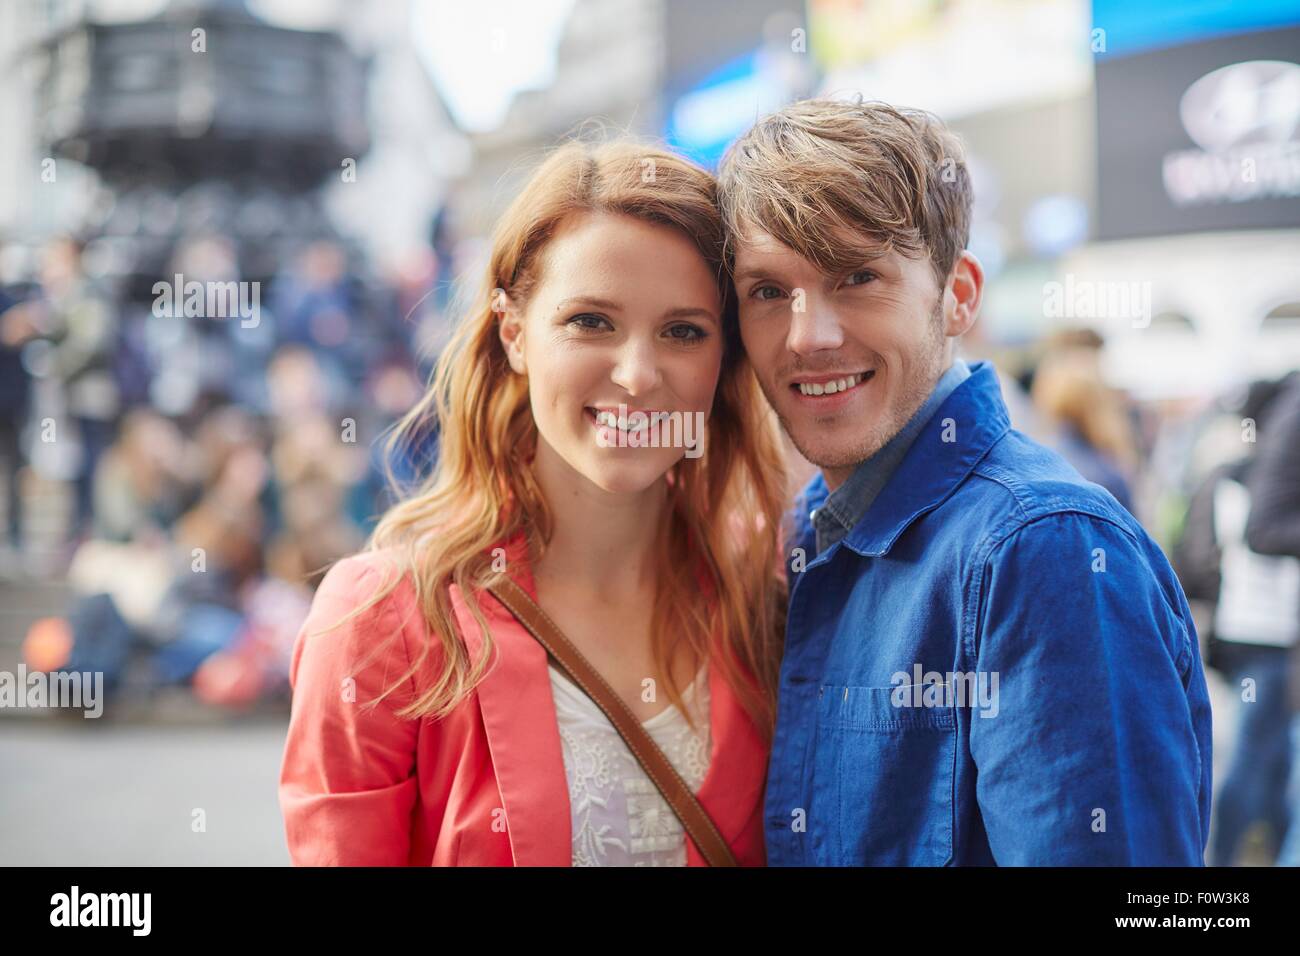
[496,291,526,374]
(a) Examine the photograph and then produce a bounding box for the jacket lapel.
[689,659,769,864]
[451,533,572,866]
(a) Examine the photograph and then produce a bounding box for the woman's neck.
[528,441,669,600]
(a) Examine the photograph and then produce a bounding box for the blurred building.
[1,0,469,280]
[448,0,666,241]
[448,0,809,239]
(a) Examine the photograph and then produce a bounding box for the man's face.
[733,229,951,487]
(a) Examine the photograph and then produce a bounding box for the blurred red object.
[192,646,263,709]
[23,617,73,672]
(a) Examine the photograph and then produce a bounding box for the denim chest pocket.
[814,684,955,866]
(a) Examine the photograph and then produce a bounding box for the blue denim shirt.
[766,360,1212,865]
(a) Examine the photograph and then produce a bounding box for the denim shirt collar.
[792,359,1011,560]
[814,359,971,554]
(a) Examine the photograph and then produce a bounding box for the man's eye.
[843,270,877,287]
[750,285,784,301]
[568,313,610,330]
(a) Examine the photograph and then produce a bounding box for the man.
[718,99,1211,865]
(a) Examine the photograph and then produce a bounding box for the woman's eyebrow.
[662,306,719,323]
[554,297,717,324]
[555,295,621,312]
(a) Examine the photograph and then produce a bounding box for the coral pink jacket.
[278,534,770,866]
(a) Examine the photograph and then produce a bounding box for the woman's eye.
[665,323,706,341]
[843,270,877,287]
[750,285,785,301]
[568,313,610,331]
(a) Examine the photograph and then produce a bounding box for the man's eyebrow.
[731,268,777,284]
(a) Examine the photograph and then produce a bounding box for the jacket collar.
[450,528,767,866]
[785,361,1008,561]
[839,359,1011,558]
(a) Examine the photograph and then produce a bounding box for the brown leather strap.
[485,573,737,867]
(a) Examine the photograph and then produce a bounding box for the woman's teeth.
[797,372,868,396]
[594,409,651,432]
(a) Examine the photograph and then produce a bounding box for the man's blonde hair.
[718,98,973,290]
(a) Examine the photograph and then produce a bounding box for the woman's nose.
[609,338,663,394]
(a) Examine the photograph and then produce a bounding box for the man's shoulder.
[960,425,1136,534]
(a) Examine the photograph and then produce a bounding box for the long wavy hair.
[342,139,788,741]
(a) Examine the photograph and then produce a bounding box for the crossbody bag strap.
[485,573,737,867]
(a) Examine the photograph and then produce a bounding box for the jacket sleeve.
[1244,378,1300,559]
[278,554,426,865]
[968,512,1212,865]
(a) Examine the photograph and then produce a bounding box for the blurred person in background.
[1243,371,1300,867]
[1175,375,1299,865]
[1030,344,1139,514]
[150,235,249,418]
[265,412,365,584]
[355,356,430,530]
[91,407,195,544]
[269,240,363,389]
[146,406,268,686]
[36,236,120,542]
[0,275,37,572]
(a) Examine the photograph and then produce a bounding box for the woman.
[1030,347,1138,514]
[278,140,789,866]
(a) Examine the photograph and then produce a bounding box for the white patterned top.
[548,663,712,867]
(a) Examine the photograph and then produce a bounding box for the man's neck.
[820,359,954,493]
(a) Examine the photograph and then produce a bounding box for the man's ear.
[944,250,983,338]
[496,293,526,374]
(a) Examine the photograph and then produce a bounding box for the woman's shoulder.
[293,548,430,688]
[314,548,417,605]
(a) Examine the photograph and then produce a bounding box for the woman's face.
[499,211,724,496]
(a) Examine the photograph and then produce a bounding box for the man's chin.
[787,427,891,476]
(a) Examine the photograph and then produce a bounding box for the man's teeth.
[594,410,650,432]
[798,372,866,396]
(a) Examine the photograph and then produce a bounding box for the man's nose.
[786,299,844,355]
[610,338,663,394]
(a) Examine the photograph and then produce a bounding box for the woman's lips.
[584,406,658,446]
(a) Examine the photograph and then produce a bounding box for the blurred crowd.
[1,233,443,711]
